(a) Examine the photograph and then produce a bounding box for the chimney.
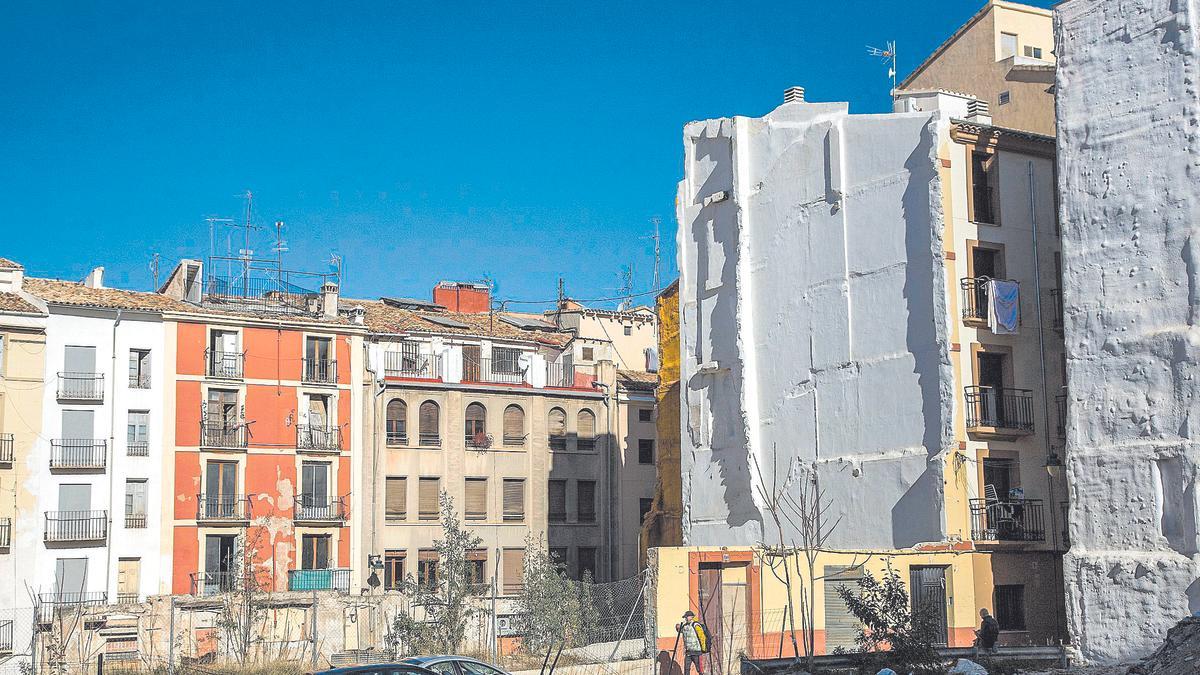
[433,281,491,314]
[350,305,365,326]
[0,258,24,293]
[322,282,339,319]
[966,99,992,125]
[784,86,806,104]
[83,267,105,289]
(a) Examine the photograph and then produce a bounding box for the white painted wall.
[676,95,952,549]
[1056,0,1200,663]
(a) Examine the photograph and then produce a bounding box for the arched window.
[386,399,407,445]
[548,407,567,452]
[465,402,488,448]
[419,401,440,447]
[577,409,597,452]
[503,405,526,446]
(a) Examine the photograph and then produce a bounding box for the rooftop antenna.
[272,220,288,265]
[329,253,343,285]
[618,265,634,310]
[643,216,662,293]
[867,41,898,101]
[554,277,564,328]
[150,253,161,290]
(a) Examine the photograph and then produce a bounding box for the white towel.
[987,279,1020,334]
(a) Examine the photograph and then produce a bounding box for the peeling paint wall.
[1056,0,1200,662]
[676,97,952,549]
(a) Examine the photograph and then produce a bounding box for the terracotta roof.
[0,258,23,270]
[359,300,573,347]
[0,292,40,314]
[617,369,658,391]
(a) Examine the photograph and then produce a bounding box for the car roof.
[315,664,436,675]
[400,656,501,669]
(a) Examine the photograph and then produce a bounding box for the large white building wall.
[676,96,953,548]
[1056,0,1200,662]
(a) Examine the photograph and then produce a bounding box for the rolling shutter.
[548,480,567,522]
[465,478,488,520]
[419,401,440,445]
[548,408,566,450]
[577,410,595,438]
[502,549,525,595]
[823,566,864,652]
[418,478,440,520]
[503,405,525,445]
[503,479,525,521]
[385,477,406,521]
[577,480,596,522]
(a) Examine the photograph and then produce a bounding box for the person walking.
[676,610,706,675]
[974,608,1000,653]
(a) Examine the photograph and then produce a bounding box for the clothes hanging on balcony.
[986,279,1020,334]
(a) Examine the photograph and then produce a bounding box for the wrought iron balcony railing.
[125,513,147,529]
[303,358,338,385]
[970,498,1045,542]
[201,422,248,449]
[0,518,10,548]
[189,571,259,597]
[44,510,107,542]
[418,431,441,447]
[206,348,245,379]
[0,433,12,463]
[1055,394,1067,439]
[295,496,347,523]
[128,373,151,389]
[549,435,567,452]
[287,568,350,593]
[960,277,1020,325]
[577,437,597,452]
[386,429,407,446]
[116,593,140,605]
[1050,288,1064,330]
[384,352,442,380]
[196,494,251,522]
[36,591,107,623]
[50,439,107,470]
[0,619,10,654]
[964,386,1035,433]
[127,441,149,457]
[463,357,526,385]
[58,372,104,401]
[297,425,342,452]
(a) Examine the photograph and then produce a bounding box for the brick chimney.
[433,281,490,313]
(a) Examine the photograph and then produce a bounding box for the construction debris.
[1126,617,1200,675]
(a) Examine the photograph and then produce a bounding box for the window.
[124,480,147,529]
[202,461,239,519]
[638,408,652,423]
[208,330,240,377]
[970,152,999,225]
[640,498,654,524]
[1000,32,1018,59]
[206,388,238,427]
[304,336,335,383]
[581,347,594,361]
[502,549,524,594]
[417,550,438,589]
[300,534,331,570]
[460,662,507,675]
[299,462,331,517]
[998,90,1011,106]
[549,547,568,565]
[127,411,149,456]
[467,549,488,587]
[502,479,525,522]
[465,402,487,447]
[384,550,406,590]
[548,480,567,523]
[577,480,596,523]
[128,349,151,388]
[994,585,1026,631]
[419,401,440,446]
[548,408,567,451]
[502,405,526,446]
[577,547,598,580]
[493,347,522,375]
[1023,45,1043,59]
[117,558,140,604]
[623,324,632,336]
[418,478,440,520]
[638,439,655,465]
[577,409,596,451]
[385,477,407,521]
[386,400,407,445]
[465,478,488,521]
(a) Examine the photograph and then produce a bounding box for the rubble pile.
[1127,617,1200,675]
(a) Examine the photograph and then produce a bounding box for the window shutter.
[419,478,440,520]
[502,549,525,595]
[548,408,566,450]
[503,405,525,445]
[503,479,525,521]
[465,478,488,520]
[418,549,439,561]
[386,400,407,444]
[385,477,407,521]
[466,403,486,423]
[577,480,596,522]
[577,410,595,438]
[548,480,567,522]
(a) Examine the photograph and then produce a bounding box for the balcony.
[116,593,140,605]
[128,441,149,457]
[0,619,10,654]
[294,496,347,523]
[970,498,1045,542]
[0,517,10,548]
[201,422,248,450]
[419,431,441,447]
[36,591,107,623]
[287,568,350,593]
[1060,501,1070,548]
[384,352,442,380]
[298,425,342,453]
[1055,394,1067,439]
[0,433,12,464]
[189,571,259,597]
[44,510,108,543]
[964,386,1035,438]
[49,440,107,471]
[128,373,151,389]
[465,432,493,449]
[57,372,104,401]
[546,363,577,388]
[960,277,1021,327]
[196,495,251,523]
[1050,288,1064,330]
[303,358,338,385]
[125,512,147,529]
[463,357,526,386]
[206,348,245,379]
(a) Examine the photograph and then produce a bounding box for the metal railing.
[287,568,351,593]
[465,432,493,449]
[303,358,337,384]
[386,429,407,446]
[201,422,248,449]
[549,435,567,452]
[298,425,342,452]
[0,518,10,548]
[419,431,441,447]
[546,363,576,388]
[1060,501,1070,548]
[964,386,1035,432]
[125,513,147,529]
[203,263,334,316]
[128,373,151,389]
[462,357,527,385]
[1050,288,1064,330]
[0,433,12,463]
[196,494,251,521]
[58,372,104,401]
[383,352,442,379]
[44,510,108,542]
[189,571,258,597]
[36,592,107,623]
[128,441,149,456]
[49,440,107,470]
[1055,394,1067,439]
[0,620,10,654]
[206,348,245,379]
[295,496,347,522]
[960,277,1020,325]
[577,437,597,452]
[970,498,1045,542]
[116,593,140,605]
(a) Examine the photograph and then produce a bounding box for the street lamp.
[1044,451,1064,478]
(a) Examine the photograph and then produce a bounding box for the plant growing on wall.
[836,563,945,675]
[214,522,271,665]
[513,536,599,658]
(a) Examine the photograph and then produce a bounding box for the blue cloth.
[988,279,1020,334]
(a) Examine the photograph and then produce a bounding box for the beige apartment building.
[901,0,1055,135]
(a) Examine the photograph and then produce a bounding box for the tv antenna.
[150,253,161,289]
[867,41,898,101]
[644,216,662,293]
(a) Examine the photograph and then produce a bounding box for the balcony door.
[207,389,238,427]
[301,534,331,570]
[983,458,1018,501]
[61,410,95,463]
[462,345,481,382]
[301,462,330,514]
[204,534,238,593]
[54,558,87,598]
[977,352,1007,425]
[909,566,949,647]
[210,330,239,376]
[205,461,238,517]
[58,483,91,512]
[305,337,332,381]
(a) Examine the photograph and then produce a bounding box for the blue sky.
[0,1,1052,310]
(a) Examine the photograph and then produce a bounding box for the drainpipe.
[593,380,616,580]
[106,308,123,600]
[364,341,382,576]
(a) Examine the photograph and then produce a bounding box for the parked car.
[400,655,511,675]
[314,664,438,675]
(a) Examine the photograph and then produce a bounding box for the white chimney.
[350,305,366,326]
[784,86,806,104]
[83,267,104,289]
[322,282,340,319]
[965,99,992,125]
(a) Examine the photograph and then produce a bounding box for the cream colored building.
[900,1,1055,135]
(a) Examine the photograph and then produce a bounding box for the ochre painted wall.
[644,281,682,552]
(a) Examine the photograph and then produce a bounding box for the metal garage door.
[823,566,863,652]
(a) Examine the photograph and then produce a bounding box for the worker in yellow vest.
[675,610,710,675]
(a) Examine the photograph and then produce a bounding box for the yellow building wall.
[642,281,681,553]
[0,321,46,566]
